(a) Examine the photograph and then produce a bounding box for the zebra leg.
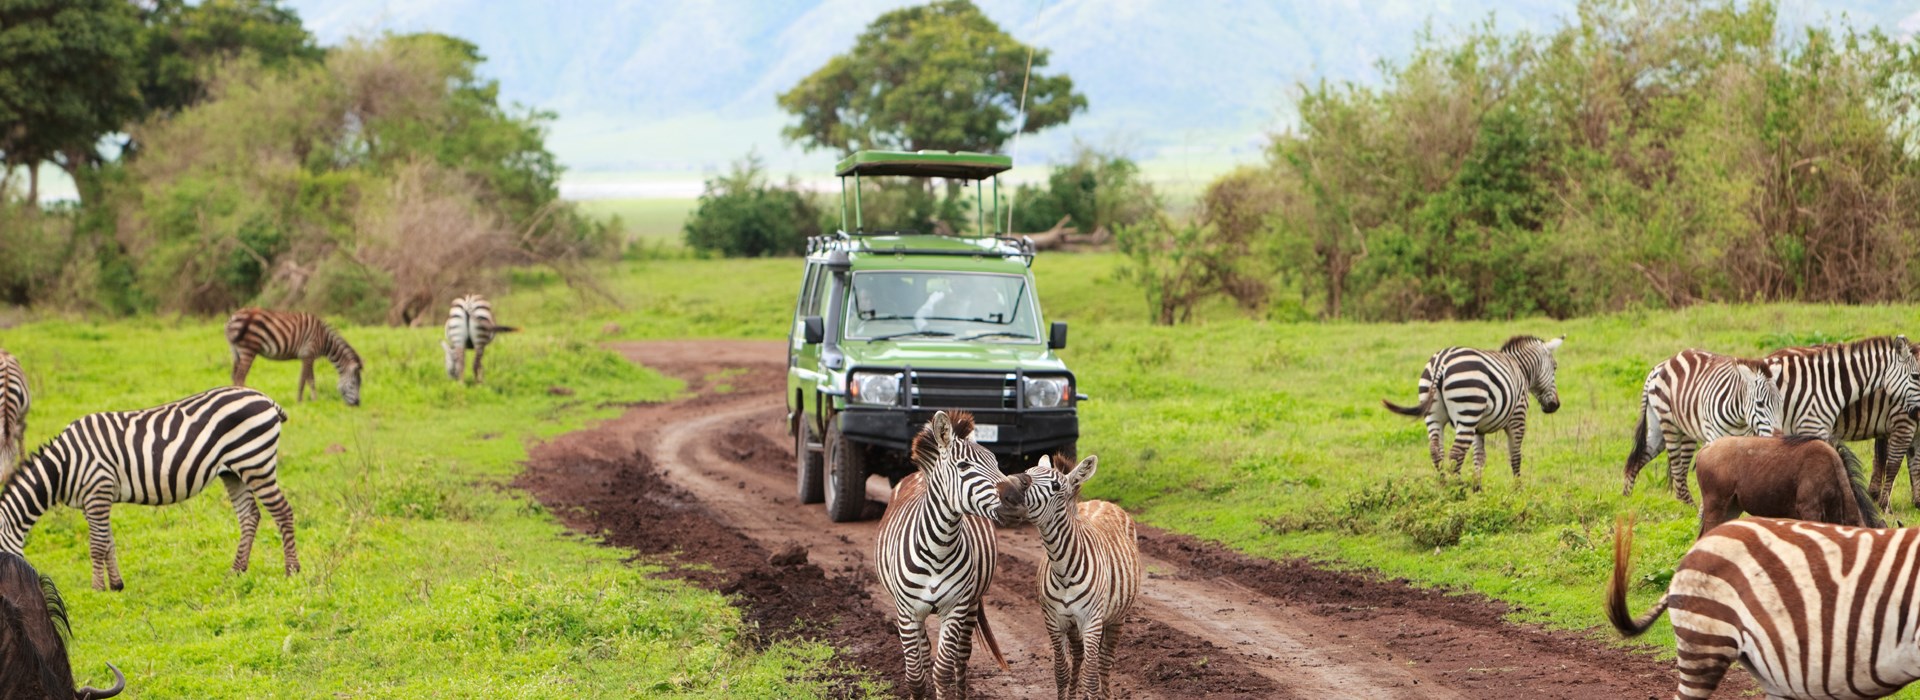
[933,609,978,700]
[298,357,315,402]
[1096,621,1122,700]
[1672,644,1736,700]
[1046,614,1074,700]
[235,464,300,575]
[1446,428,1474,478]
[1668,441,1697,506]
[1505,423,1526,483]
[473,342,487,384]
[1074,623,1105,700]
[1868,436,1893,511]
[443,341,464,382]
[230,348,256,386]
[221,473,262,573]
[895,613,931,700]
[82,495,121,591]
[1470,435,1489,490]
[1423,415,1445,474]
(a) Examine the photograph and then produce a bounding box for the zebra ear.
[911,412,955,470]
[1544,335,1564,352]
[1065,455,1099,489]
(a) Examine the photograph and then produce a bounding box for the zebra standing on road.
[0,387,299,591]
[1610,517,1920,699]
[443,294,516,383]
[0,351,26,481]
[226,308,362,406]
[1000,454,1141,700]
[1382,335,1565,486]
[1622,349,1779,504]
[876,411,1020,700]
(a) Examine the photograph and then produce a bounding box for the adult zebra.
[226,308,362,406]
[1768,343,1920,510]
[1382,335,1565,486]
[1622,349,1779,504]
[1610,517,1920,699]
[0,351,27,479]
[876,411,1021,700]
[443,294,516,383]
[0,387,299,591]
[1000,454,1141,700]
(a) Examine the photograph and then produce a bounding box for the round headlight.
[1024,377,1068,408]
[852,372,900,405]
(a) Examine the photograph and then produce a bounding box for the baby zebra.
[0,351,27,479]
[876,411,1020,700]
[999,454,1141,700]
[443,294,516,383]
[0,387,298,591]
[226,308,362,406]
[1383,335,1564,486]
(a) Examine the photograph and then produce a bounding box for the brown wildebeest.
[0,552,123,699]
[1693,435,1884,539]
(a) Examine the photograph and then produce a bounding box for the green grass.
[576,198,696,249]
[526,253,1920,683]
[2,315,869,698]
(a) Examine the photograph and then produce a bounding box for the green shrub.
[683,154,822,257]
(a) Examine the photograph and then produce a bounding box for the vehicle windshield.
[844,271,1040,342]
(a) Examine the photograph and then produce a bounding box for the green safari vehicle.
[788,150,1082,522]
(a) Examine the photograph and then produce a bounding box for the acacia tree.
[777,0,1085,154]
[0,0,143,205]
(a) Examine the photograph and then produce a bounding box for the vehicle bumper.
[838,407,1078,462]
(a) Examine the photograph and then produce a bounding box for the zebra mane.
[1054,452,1077,474]
[1777,434,1824,447]
[909,413,976,471]
[1500,335,1543,352]
[950,412,974,440]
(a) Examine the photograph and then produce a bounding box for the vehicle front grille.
[909,372,1015,411]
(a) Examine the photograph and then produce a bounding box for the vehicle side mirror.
[1048,321,1068,350]
[803,316,825,345]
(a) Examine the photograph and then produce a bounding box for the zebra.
[226,308,363,407]
[0,387,299,591]
[1759,336,1920,441]
[443,294,516,383]
[1382,335,1565,486]
[0,351,27,482]
[1610,517,1920,699]
[876,411,1021,700]
[999,454,1141,700]
[1622,349,1780,504]
[1768,343,1920,510]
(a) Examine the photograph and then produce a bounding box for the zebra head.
[1890,335,1920,413]
[337,360,362,407]
[1504,335,1564,414]
[1737,363,1784,436]
[911,411,1019,527]
[999,454,1097,530]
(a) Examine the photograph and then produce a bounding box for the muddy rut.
[518,340,1740,698]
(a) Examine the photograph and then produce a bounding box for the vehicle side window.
[796,263,819,318]
[807,265,830,315]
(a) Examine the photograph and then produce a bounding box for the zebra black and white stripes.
[0,387,299,591]
[1001,454,1141,700]
[443,294,515,383]
[1760,335,1920,442]
[876,411,1019,700]
[226,308,363,406]
[1383,335,1564,485]
[1623,349,1779,504]
[1766,342,1920,510]
[0,351,27,482]
[1611,517,1920,699]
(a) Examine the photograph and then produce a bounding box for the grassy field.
[576,198,697,250]
[2,316,865,698]
[520,253,1920,675]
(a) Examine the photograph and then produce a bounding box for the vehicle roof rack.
[805,232,1036,267]
[834,150,1012,180]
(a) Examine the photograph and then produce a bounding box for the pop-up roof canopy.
[834,150,1012,180]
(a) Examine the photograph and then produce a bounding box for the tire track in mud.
[520,340,1742,698]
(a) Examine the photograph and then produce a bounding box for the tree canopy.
[0,0,144,201]
[777,0,1085,154]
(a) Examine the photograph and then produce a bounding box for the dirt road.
[519,340,1738,698]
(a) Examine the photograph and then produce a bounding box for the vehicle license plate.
[973,424,999,442]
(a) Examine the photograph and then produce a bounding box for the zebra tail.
[974,607,1009,672]
[493,325,520,334]
[275,404,290,425]
[1606,516,1669,637]
[1836,445,1885,528]
[1381,395,1430,417]
[1624,399,1660,474]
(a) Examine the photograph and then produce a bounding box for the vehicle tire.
[796,419,824,504]
[824,418,870,523]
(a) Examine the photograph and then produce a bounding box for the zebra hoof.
[109,580,123,592]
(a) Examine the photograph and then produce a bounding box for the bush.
[1012,145,1159,234]
[683,154,822,257]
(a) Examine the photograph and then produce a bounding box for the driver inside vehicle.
[914,275,1006,330]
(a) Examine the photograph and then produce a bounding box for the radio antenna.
[1004,46,1034,234]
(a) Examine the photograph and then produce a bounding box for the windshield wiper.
[955,332,1036,342]
[868,330,955,342]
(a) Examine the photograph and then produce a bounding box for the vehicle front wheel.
[824,418,870,523]
[796,419,824,504]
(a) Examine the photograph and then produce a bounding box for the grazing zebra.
[443,294,516,383]
[1382,335,1565,486]
[1622,349,1780,504]
[999,454,1141,700]
[226,308,362,407]
[1610,517,1920,699]
[1768,344,1920,510]
[0,351,26,481]
[0,387,299,591]
[876,411,1020,700]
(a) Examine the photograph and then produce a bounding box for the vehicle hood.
[840,340,1069,374]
